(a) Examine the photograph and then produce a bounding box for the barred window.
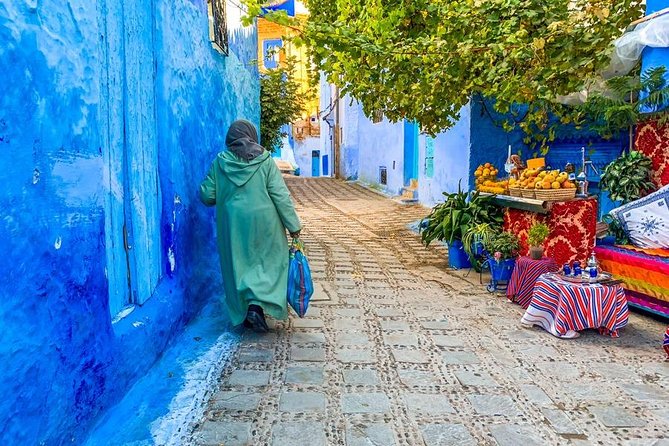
[208,0,229,55]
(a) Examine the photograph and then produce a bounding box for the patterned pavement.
[189,177,669,446]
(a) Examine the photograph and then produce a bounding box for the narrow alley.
[188,178,668,446]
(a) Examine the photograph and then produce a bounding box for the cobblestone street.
[191,178,668,446]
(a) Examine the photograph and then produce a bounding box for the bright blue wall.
[0,1,259,445]
[468,97,529,186]
[642,0,669,112]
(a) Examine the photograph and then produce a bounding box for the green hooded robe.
[199,150,301,326]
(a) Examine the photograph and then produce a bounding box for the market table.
[507,256,559,308]
[503,198,597,266]
[521,272,629,339]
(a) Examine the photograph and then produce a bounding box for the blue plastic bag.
[287,238,314,317]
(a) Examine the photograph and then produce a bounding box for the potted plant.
[421,182,502,269]
[527,222,549,260]
[463,223,500,271]
[483,231,520,282]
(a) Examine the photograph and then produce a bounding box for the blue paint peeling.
[0,1,259,445]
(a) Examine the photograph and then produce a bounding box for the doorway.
[403,120,419,186]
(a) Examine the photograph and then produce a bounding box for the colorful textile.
[594,245,669,317]
[521,273,629,338]
[609,185,669,249]
[618,245,669,258]
[635,121,669,188]
[507,256,559,308]
[504,199,597,266]
[664,327,669,359]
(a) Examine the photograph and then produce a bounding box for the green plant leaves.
[600,151,656,204]
[420,182,503,247]
[260,58,306,152]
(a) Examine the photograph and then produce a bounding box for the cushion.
[610,184,669,249]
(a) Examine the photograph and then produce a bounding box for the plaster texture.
[0,1,258,444]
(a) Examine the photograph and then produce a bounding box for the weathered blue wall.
[468,97,529,187]
[0,1,259,445]
[339,98,361,180]
[356,107,405,195]
[418,105,472,206]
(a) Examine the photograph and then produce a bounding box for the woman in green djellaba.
[200,119,301,332]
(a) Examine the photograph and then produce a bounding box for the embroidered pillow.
[609,184,669,249]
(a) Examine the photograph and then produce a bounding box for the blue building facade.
[0,1,259,444]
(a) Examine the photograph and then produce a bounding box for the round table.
[521,272,629,339]
[507,256,559,308]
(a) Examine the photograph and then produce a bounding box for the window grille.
[208,0,229,55]
[379,166,388,185]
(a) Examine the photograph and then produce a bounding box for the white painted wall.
[292,135,321,177]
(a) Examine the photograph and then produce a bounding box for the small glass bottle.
[587,252,598,280]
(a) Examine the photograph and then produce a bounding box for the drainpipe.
[333,85,341,179]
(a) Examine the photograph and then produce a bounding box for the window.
[208,0,229,55]
[263,39,283,69]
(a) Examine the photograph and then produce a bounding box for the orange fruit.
[551,181,561,189]
[542,181,551,189]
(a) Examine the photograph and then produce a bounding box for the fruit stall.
[474,161,597,266]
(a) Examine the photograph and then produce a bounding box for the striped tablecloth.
[507,256,559,308]
[521,273,629,338]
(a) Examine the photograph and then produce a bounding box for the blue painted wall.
[0,1,259,445]
[641,0,669,112]
[418,105,472,206]
[468,97,529,187]
[356,107,405,194]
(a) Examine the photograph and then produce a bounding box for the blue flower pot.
[473,241,485,256]
[489,257,516,282]
[597,235,616,246]
[448,240,472,269]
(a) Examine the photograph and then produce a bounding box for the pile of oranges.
[474,163,508,194]
[510,168,576,190]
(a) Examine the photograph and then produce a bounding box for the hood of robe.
[218,150,271,187]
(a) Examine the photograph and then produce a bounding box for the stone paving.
[189,178,669,446]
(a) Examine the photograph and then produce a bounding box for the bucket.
[448,240,472,269]
[489,257,516,282]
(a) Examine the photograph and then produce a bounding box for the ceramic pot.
[529,246,543,260]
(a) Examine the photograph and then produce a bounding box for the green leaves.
[260,58,306,152]
[243,0,650,145]
[420,181,503,247]
[600,151,656,204]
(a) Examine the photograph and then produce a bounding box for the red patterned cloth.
[664,327,669,359]
[635,121,669,188]
[504,199,597,266]
[521,273,629,338]
[507,256,560,308]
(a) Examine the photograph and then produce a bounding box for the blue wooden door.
[101,0,162,316]
[311,150,320,176]
[100,0,130,316]
[403,120,419,185]
[123,0,162,306]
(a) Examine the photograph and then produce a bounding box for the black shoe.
[245,305,269,333]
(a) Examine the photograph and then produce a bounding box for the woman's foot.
[245,305,269,333]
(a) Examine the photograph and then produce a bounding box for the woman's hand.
[290,230,301,239]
